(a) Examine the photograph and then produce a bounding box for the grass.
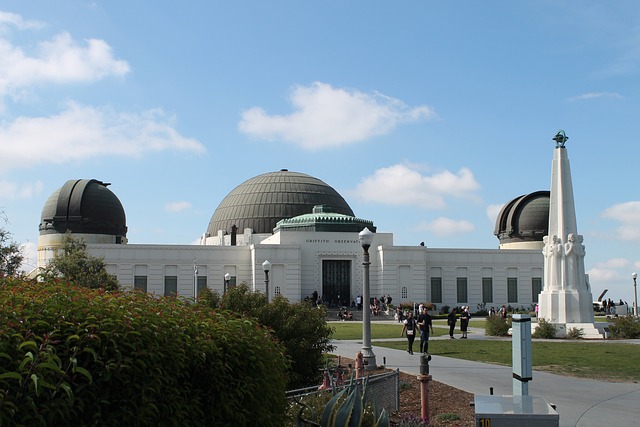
[374,339,640,382]
[330,318,640,382]
[330,322,449,340]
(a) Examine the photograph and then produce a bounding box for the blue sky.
[1,2,640,304]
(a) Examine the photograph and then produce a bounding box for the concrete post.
[512,314,532,396]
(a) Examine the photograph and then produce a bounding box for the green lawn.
[329,321,640,382]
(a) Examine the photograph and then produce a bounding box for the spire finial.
[553,130,568,148]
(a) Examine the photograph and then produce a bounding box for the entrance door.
[322,260,351,308]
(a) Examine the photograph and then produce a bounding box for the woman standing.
[401,312,418,354]
[459,306,471,339]
[447,307,457,339]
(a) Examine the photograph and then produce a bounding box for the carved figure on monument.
[575,234,587,288]
[564,233,577,290]
[547,235,563,290]
[542,236,550,290]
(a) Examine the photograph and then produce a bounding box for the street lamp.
[262,260,272,302]
[193,259,198,303]
[633,272,638,316]
[224,272,231,294]
[359,227,376,370]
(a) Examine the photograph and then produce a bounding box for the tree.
[0,212,24,277]
[200,284,335,389]
[45,232,119,290]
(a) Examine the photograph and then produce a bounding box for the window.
[197,276,207,295]
[431,277,442,303]
[134,275,147,292]
[457,277,468,303]
[401,286,408,299]
[482,277,493,303]
[164,276,178,296]
[532,277,542,303]
[275,286,281,296]
[508,278,518,303]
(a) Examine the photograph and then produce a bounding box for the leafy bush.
[485,315,510,336]
[200,284,334,389]
[0,279,288,426]
[566,327,585,339]
[609,316,640,339]
[532,318,557,339]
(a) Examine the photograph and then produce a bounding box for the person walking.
[417,307,434,354]
[459,306,471,339]
[447,307,457,339]
[401,312,418,354]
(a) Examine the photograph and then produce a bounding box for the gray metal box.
[474,395,559,427]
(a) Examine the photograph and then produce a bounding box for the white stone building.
[37,170,550,312]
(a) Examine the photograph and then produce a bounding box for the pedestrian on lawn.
[401,312,418,354]
[417,307,434,354]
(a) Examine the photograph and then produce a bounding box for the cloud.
[350,163,480,209]
[0,180,43,199]
[601,201,640,240]
[593,258,630,269]
[568,92,623,102]
[486,203,504,224]
[417,217,475,237]
[0,11,43,31]
[0,28,130,101]
[0,102,205,172]
[165,201,192,212]
[238,82,435,150]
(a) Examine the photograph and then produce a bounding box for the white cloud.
[417,217,475,237]
[350,163,480,209]
[0,102,205,172]
[601,201,640,240]
[0,29,130,100]
[0,11,43,31]
[19,241,38,273]
[238,82,435,150]
[0,180,43,199]
[593,258,630,269]
[165,201,192,212]
[568,92,623,101]
[486,203,504,224]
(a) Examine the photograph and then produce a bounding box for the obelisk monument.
[537,130,602,338]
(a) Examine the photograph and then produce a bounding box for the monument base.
[532,322,604,339]
[537,289,594,324]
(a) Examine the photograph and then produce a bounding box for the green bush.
[566,327,585,339]
[532,318,557,339]
[0,279,288,426]
[484,316,510,336]
[609,316,640,339]
[200,284,334,389]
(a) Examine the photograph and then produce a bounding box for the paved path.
[330,325,640,427]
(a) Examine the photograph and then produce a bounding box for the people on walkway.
[417,307,434,354]
[459,306,471,339]
[447,307,457,339]
[401,312,418,354]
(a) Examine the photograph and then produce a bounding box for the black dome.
[494,191,549,244]
[207,170,354,235]
[39,179,127,241]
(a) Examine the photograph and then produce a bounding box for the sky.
[1,1,640,304]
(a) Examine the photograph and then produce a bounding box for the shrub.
[0,279,288,426]
[609,316,640,339]
[532,318,557,339]
[485,315,510,336]
[566,327,585,339]
[200,284,334,389]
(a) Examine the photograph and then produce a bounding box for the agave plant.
[318,375,389,427]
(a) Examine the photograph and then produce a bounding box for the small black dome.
[494,191,549,245]
[207,170,354,235]
[39,179,127,242]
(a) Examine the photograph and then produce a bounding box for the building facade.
[37,170,549,312]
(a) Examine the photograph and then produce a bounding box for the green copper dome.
[274,205,376,233]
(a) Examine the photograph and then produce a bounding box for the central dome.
[206,170,355,236]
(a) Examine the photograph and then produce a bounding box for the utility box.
[474,395,559,427]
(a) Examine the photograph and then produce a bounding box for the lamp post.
[633,272,638,317]
[359,227,376,370]
[224,272,231,294]
[193,259,198,303]
[262,260,272,302]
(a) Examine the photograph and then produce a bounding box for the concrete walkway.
[330,327,640,427]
